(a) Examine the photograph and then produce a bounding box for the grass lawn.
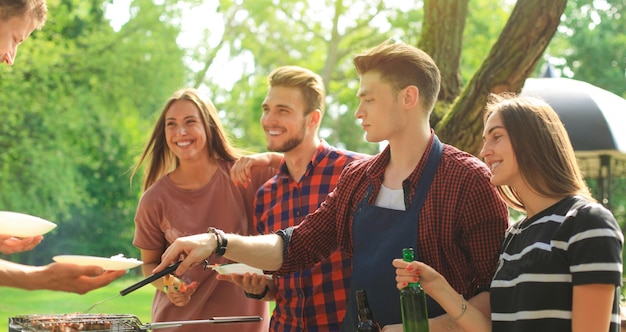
[1,274,276,330]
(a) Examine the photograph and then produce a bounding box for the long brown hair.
[131,88,241,191]
[483,93,593,211]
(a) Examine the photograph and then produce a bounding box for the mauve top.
[134,160,274,332]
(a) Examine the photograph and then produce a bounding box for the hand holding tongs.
[120,261,182,295]
[83,261,181,313]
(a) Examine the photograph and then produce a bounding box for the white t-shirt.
[374,184,406,211]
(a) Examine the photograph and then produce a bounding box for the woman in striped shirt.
[394,94,623,332]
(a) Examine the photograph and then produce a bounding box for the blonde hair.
[0,0,47,29]
[131,88,241,191]
[483,93,593,211]
[267,65,326,117]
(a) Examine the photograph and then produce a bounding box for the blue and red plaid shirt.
[276,132,509,303]
[255,140,369,332]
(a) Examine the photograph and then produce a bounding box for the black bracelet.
[207,227,227,256]
[244,285,269,300]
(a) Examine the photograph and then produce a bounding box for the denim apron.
[342,136,444,331]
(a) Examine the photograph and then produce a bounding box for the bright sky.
[105,0,244,90]
[103,0,410,90]
[104,1,227,48]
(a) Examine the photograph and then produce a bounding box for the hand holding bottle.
[398,248,429,332]
[393,258,446,295]
[393,256,488,332]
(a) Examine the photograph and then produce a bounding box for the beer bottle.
[400,247,429,331]
[355,289,381,332]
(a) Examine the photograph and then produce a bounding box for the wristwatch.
[244,285,270,300]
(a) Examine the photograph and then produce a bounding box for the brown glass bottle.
[355,289,381,332]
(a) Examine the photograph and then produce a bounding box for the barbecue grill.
[9,313,263,331]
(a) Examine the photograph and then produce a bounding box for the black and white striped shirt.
[490,196,623,332]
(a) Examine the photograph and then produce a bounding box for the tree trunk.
[419,0,468,105]
[435,0,567,156]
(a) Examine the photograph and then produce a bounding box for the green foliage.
[461,0,513,83]
[542,0,626,97]
[214,71,269,153]
[0,0,189,264]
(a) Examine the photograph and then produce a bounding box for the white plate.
[0,211,57,237]
[53,254,143,270]
[212,263,272,279]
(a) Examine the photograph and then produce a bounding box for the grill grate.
[9,314,143,332]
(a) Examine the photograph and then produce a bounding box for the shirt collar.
[366,130,436,189]
[277,139,333,177]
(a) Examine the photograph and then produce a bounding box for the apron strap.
[406,135,443,254]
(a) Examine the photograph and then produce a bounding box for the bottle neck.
[358,308,375,322]
[407,281,420,288]
[356,291,375,322]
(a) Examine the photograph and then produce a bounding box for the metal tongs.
[120,261,182,295]
[83,261,182,313]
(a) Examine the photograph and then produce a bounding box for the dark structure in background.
[521,76,626,210]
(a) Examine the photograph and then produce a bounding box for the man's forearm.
[222,233,284,271]
[0,259,43,290]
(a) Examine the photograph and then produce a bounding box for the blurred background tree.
[0,0,624,266]
[0,0,188,264]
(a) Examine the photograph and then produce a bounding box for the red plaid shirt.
[256,141,369,332]
[277,132,509,302]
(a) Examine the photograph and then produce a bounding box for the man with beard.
[226,65,369,331]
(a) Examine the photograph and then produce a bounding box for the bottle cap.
[402,247,414,262]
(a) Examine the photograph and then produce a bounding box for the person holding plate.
[0,0,126,294]
[0,234,42,254]
[1,212,125,294]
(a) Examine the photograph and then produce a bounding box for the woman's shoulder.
[569,197,618,223]
[138,175,179,206]
[559,196,622,238]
